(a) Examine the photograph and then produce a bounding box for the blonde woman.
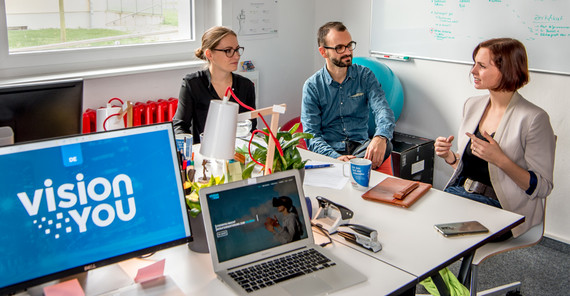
[173,26,256,142]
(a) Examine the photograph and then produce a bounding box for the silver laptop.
[199,170,367,296]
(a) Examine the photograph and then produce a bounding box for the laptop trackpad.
[282,275,332,296]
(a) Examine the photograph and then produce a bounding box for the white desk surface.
[136,236,417,296]
[299,149,524,280]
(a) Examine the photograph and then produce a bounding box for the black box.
[390,132,434,184]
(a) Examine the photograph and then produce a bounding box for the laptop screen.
[204,174,309,263]
[0,123,191,294]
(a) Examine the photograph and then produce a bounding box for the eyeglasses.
[211,46,244,57]
[323,41,357,54]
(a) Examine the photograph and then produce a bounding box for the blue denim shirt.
[301,64,395,158]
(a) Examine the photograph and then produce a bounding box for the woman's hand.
[466,131,505,166]
[435,135,456,162]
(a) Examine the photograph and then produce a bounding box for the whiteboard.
[370,0,570,75]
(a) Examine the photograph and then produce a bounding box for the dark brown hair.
[317,21,347,47]
[472,38,529,92]
[195,26,237,61]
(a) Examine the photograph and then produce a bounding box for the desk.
[20,148,523,296]
[300,149,524,281]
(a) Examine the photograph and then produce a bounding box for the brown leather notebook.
[361,177,432,208]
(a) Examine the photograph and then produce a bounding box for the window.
[0,0,204,80]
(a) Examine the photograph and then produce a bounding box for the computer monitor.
[0,123,191,295]
[0,79,83,143]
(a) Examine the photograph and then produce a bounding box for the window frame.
[0,0,205,81]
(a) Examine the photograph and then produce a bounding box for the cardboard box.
[390,132,434,184]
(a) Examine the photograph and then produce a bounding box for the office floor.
[416,237,570,295]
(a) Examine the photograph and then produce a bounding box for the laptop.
[199,170,367,296]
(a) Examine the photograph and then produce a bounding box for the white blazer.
[446,92,556,237]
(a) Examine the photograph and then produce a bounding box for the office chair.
[462,200,546,296]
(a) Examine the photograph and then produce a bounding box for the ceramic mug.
[343,158,372,190]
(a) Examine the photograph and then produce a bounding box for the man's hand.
[365,136,387,169]
[337,155,356,162]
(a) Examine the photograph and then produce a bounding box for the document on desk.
[303,160,348,190]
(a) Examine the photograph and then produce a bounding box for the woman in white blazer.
[434,38,555,238]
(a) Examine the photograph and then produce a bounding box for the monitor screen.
[0,79,83,143]
[0,123,191,295]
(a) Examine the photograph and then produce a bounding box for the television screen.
[0,123,191,295]
[0,79,83,143]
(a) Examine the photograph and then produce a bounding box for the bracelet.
[445,153,458,165]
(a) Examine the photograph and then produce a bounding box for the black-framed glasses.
[212,46,244,57]
[323,41,357,54]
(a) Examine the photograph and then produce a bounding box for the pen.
[305,164,333,169]
[382,55,410,61]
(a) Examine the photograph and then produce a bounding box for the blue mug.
[343,158,372,190]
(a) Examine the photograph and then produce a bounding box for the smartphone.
[434,221,489,237]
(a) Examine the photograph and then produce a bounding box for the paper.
[43,278,85,296]
[303,160,348,190]
[134,259,165,283]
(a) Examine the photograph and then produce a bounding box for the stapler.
[337,224,382,253]
[311,196,353,234]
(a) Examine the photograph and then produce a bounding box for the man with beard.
[301,21,395,169]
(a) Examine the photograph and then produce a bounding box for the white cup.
[343,158,372,190]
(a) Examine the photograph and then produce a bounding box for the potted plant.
[235,123,313,179]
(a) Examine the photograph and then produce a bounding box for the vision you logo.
[16,173,137,239]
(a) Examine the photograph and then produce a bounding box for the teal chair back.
[352,57,404,138]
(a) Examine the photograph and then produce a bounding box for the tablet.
[434,221,489,237]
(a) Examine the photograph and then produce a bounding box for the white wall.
[315,0,570,243]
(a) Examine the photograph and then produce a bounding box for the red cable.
[102,113,121,131]
[108,97,124,106]
[224,87,283,173]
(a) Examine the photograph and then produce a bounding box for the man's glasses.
[212,46,244,57]
[323,41,357,54]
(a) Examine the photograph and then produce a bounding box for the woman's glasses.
[212,46,244,57]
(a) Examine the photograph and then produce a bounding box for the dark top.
[172,69,256,142]
[461,125,494,187]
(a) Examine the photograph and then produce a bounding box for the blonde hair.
[195,26,237,61]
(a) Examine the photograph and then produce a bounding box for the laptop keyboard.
[228,248,336,293]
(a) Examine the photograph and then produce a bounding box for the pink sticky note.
[134,259,166,283]
[44,278,85,296]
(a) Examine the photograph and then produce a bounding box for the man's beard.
[331,54,353,67]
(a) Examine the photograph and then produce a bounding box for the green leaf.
[276,131,293,141]
[288,122,300,134]
[242,161,256,179]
